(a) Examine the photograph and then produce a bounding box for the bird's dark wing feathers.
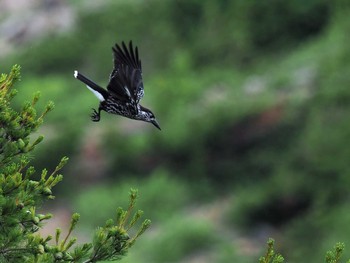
[113,41,141,70]
[107,41,144,104]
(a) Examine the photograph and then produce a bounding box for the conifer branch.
[326,242,347,263]
[259,238,284,263]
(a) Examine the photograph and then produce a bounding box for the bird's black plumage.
[74,41,160,130]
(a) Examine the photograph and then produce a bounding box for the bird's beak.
[151,119,161,130]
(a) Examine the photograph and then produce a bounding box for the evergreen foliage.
[259,239,284,263]
[260,239,350,263]
[0,65,150,262]
[325,243,350,263]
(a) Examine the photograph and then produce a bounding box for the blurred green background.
[1,0,350,262]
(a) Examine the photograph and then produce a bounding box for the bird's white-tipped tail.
[74,70,106,102]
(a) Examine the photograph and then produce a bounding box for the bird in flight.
[74,41,160,130]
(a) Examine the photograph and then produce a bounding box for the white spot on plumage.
[74,70,78,78]
[123,86,131,98]
[86,85,105,102]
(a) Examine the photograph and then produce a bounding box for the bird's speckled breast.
[102,97,139,119]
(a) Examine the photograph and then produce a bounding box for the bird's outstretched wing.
[107,41,144,104]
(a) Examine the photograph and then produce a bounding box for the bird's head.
[140,106,161,130]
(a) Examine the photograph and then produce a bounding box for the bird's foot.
[91,108,100,122]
